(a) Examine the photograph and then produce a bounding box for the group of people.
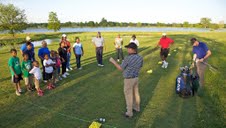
[8,32,211,118]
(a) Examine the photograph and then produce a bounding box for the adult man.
[92,32,105,67]
[130,34,139,47]
[61,34,72,71]
[157,33,174,68]
[23,42,35,62]
[114,34,124,62]
[38,41,50,82]
[20,36,34,55]
[109,43,143,118]
[191,38,211,87]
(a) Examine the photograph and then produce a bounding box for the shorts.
[160,48,170,58]
[34,78,40,90]
[11,74,23,83]
[24,76,33,85]
[45,73,53,80]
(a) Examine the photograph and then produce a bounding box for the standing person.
[114,34,124,62]
[20,36,34,55]
[43,54,55,89]
[157,33,174,68]
[130,34,139,47]
[191,38,211,88]
[21,53,34,91]
[61,34,72,71]
[23,42,35,62]
[55,52,62,80]
[29,61,44,96]
[38,41,50,82]
[8,49,23,96]
[50,50,58,85]
[109,43,143,118]
[73,37,84,70]
[92,32,105,67]
[58,43,69,78]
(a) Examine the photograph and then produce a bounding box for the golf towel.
[89,121,102,128]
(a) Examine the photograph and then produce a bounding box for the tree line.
[0,3,225,36]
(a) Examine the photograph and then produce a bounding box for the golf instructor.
[157,33,174,68]
[109,43,143,118]
[191,38,211,87]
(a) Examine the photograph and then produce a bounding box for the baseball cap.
[162,33,167,36]
[62,34,67,37]
[125,43,138,50]
[26,36,31,41]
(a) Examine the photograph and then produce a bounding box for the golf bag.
[175,66,194,98]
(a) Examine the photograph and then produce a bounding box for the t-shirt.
[58,47,67,61]
[29,67,42,80]
[115,38,123,48]
[8,57,22,75]
[192,42,209,59]
[92,37,104,47]
[38,47,50,59]
[43,59,55,73]
[23,49,35,62]
[20,43,34,52]
[158,37,174,49]
[73,43,83,55]
[130,39,139,47]
[21,60,32,77]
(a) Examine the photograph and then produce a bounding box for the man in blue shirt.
[20,36,34,55]
[38,41,50,82]
[191,38,211,87]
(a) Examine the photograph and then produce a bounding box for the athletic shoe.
[16,91,21,96]
[161,62,165,68]
[18,88,22,93]
[69,67,73,70]
[37,90,44,96]
[50,84,56,89]
[98,64,104,67]
[78,67,82,70]
[66,68,69,72]
[46,85,53,90]
[164,62,168,68]
[62,74,67,78]
[65,72,70,76]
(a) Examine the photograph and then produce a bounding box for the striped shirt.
[121,54,143,78]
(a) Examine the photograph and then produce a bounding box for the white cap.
[162,33,167,36]
[62,34,67,37]
[26,36,31,41]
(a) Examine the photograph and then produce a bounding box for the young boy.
[50,50,58,85]
[8,49,23,96]
[73,37,84,70]
[29,61,44,96]
[43,54,56,89]
[21,53,34,91]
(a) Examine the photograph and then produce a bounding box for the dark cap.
[190,38,197,45]
[125,43,138,50]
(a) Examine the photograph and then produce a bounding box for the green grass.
[0,32,225,128]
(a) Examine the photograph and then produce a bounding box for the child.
[58,43,69,78]
[55,52,62,80]
[29,61,44,96]
[50,50,58,85]
[43,54,56,89]
[8,49,23,96]
[73,37,84,70]
[21,53,34,91]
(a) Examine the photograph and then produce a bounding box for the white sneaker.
[62,74,67,78]
[66,68,69,72]
[70,67,73,70]
[16,91,21,96]
[78,67,82,70]
[162,62,165,68]
[18,88,22,93]
[98,64,104,67]
[164,62,168,68]
[65,72,70,76]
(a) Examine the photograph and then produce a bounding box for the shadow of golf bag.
[175,66,196,98]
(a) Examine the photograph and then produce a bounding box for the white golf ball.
[102,118,106,122]
[99,118,103,121]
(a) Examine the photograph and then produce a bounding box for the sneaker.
[78,67,82,70]
[98,64,101,67]
[65,72,70,75]
[98,64,104,67]
[15,91,21,96]
[161,62,165,68]
[18,88,22,93]
[66,68,69,72]
[69,67,73,70]
[164,62,168,68]
[62,74,67,78]
[37,90,44,96]
[46,85,53,90]
[50,84,56,89]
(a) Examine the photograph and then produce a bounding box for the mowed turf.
[0,32,225,128]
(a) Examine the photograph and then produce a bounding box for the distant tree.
[218,21,224,29]
[183,21,189,27]
[87,21,95,27]
[47,12,60,32]
[0,4,27,36]
[99,17,108,27]
[210,23,220,30]
[137,22,142,27]
[200,17,211,28]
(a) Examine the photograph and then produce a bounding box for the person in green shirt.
[21,53,34,91]
[8,49,23,96]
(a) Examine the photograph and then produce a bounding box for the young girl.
[58,43,69,78]
[29,61,44,96]
[55,52,62,80]
[50,50,58,85]
[43,54,55,89]
[73,37,84,70]
[21,53,34,91]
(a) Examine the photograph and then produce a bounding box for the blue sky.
[1,0,226,23]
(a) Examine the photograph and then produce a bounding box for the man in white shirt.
[114,34,124,62]
[130,34,139,47]
[92,32,105,67]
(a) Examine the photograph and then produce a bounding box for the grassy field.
[0,32,225,128]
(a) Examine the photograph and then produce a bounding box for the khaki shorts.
[34,78,40,90]
[24,76,33,85]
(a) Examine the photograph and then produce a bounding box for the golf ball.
[147,70,153,74]
[99,118,103,121]
[174,50,177,52]
[102,118,105,122]
[168,54,171,56]
[158,61,162,64]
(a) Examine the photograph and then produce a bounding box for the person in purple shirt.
[191,38,211,88]
[20,36,34,55]
[38,41,50,82]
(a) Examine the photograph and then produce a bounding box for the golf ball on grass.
[168,53,171,56]
[173,50,177,52]
[147,70,153,74]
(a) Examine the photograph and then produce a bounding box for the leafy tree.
[99,17,108,27]
[87,21,95,27]
[200,17,211,28]
[137,22,142,27]
[183,21,189,27]
[47,12,60,32]
[218,21,224,29]
[0,4,27,36]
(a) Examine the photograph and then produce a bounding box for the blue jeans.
[75,54,82,68]
[116,48,124,60]
[96,47,103,65]
[66,52,71,69]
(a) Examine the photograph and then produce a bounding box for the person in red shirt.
[61,34,73,71]
[157,33,174,68]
